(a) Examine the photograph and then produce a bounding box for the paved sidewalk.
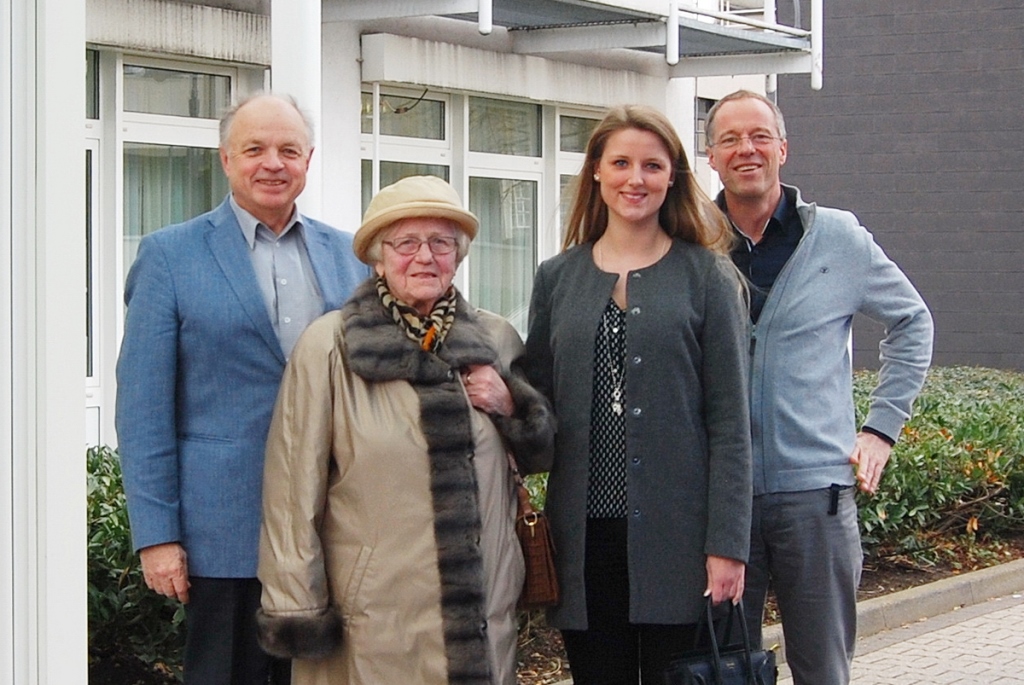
[778,591,1024,684]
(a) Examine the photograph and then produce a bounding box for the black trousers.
[560,518,698,685]
[184,577,291,685]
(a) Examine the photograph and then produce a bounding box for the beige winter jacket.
[257,280,554,685]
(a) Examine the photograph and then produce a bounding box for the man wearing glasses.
[706,90,934,685]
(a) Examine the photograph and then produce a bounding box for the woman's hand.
[705,554,745,605]
[461,364,514,416]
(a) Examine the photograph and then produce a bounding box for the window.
[696,97,716,157]
[86,49,99,119]
[361,160,449,216]
[361,90,445,140]
[468,177,537,333]
[123,143,228,272]
[123,65,231,119]
[469,97,541,157]
[85,149,95,378]
[560,115,598,153]
[556,113,597,245]
[559,174,578,235]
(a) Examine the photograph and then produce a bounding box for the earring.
[593,174,600,182]
[668,181,674,187]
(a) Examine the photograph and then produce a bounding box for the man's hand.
[705,555,745,605]
[849,431,893,495]
[140,542,191,603]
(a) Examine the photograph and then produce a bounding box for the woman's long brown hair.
[561,104,732,255]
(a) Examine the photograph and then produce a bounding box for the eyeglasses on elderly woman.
[382,235,459,256]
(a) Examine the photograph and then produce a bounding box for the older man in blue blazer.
[116,92,367,684]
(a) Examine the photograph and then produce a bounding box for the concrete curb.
[763,556,1024,666]
[550,558,1024,683]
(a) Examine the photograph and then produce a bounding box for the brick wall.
[776,0,1024,369]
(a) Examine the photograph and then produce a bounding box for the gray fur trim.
[493,372,555,472]
[255,607,343,660]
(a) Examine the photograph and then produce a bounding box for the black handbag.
[663,598,777,685]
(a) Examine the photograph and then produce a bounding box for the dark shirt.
[723,188,803,324]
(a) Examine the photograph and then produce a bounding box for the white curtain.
[468,177,536,335]
[123,144,228,273]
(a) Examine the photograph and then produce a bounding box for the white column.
[272,0,324,217]
[320,19,364,233]
[4,0,88,683]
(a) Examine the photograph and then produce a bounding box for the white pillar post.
[272,0,324,217]
[4,0,87,682]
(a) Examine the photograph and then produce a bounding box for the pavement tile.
[777,593,1024,685]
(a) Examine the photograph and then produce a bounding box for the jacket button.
[447,369,455,380]
[631,272,642,279]
[631,355,642,365]
[630,306,641,316]
[632,456,640,465]
[631,407,642,417]
[632,508,641,517]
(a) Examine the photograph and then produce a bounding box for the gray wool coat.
[523,240,753,629]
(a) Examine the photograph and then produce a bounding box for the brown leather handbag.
[508,454,560,610]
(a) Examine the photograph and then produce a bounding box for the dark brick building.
[776,0,1023,369]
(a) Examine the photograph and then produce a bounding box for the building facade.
[4,0,818,681]
[777,0,1024,369]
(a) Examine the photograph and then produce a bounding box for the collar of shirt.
[229,194,304,248]
[716,186,794,249]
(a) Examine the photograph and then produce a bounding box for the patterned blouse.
[587,299,628,518]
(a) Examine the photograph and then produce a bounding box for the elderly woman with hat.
[255,176,555,685]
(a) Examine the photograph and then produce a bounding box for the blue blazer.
[115,197,368,577]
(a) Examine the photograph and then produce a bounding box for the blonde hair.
[562,104,732,255]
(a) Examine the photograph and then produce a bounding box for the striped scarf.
[376,276,457,353]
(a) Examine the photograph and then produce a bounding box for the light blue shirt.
[230,196,324,358]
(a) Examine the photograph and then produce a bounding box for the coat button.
[631,407,642,417]
[630,306,641,316]
[631,355,642,365]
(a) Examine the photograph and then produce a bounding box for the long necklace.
[602,305,626,416]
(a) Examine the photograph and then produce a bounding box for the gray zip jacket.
[746,185,933,495]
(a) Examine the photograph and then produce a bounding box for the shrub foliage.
[86,367,1024,671]
[87,445,184,678]
[856,366,1024,565]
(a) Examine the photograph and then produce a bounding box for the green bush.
[87,445,184,679]
[856,366,1024,566]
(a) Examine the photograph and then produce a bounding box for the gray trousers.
[743,487,863,685]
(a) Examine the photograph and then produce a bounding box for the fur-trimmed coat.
[256,279,554,685]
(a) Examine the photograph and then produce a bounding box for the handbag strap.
[506,452,536,517]
[698,597,761,685]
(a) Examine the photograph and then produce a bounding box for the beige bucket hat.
[353,175,479,264]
